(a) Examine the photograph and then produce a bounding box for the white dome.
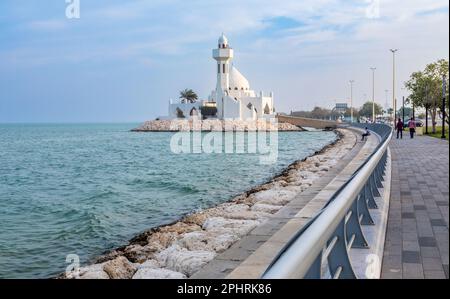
[229,66,250,90]
[218,33,228,47]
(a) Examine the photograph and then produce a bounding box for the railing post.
[365,180,378,209]
[304,253,322,279]
[358,188,375,225]
[374,162,383,187]
[346,198,369,248]
[369,173,381,197]
[327,219,357,279]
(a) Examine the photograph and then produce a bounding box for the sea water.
[0,123,336,278]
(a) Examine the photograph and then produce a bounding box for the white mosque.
[165,34,275,120]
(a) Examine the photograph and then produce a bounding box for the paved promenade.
[382,135,449,279]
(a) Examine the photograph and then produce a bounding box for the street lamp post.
[385,89,389,118]
[370,67,376,122]
[402,96,405,125]
[442,75,447,139]
[390,49,398,126]
[425,85,429,134]
[350,80,354,123]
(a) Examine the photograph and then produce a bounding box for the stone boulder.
[202,217,260,237]
[103,256,137,279]
[156,245,216,277]
[253,189,296,206]
[123,244,158,263]
[251,203,284,214]
[133,268,187,279]
[177,231,239,253]
[68,263,109,279]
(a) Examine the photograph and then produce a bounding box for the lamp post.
[442,75,447,139]
[370,67,377,122]
[385,89,389,118]
[425,85,429,134]
[402,96,405,125]
[350,80,355,123]
[390,49,398,126]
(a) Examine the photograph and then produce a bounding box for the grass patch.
[424,126,449,141]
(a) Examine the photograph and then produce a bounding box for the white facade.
[166,34,275,120]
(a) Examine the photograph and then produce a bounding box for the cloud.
[0,0,448,121]
[27,19,67,31]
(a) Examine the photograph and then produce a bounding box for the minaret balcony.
[213,48,234,60]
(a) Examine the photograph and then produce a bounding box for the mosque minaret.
[166,34,275,120]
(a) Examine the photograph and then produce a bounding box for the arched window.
[217,64,220,74]
[190,108,198,116]
[223,64,226,73]
[176,108,185,118]
[264,103,271,114]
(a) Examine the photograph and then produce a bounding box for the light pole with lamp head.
[350,80,355,123]
[370,67,377,123]
[425,84,429,134]
[442,75,447,139]
[385,89,389,118]
[390,49,398,126]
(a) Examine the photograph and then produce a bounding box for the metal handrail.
[262,124,393,279]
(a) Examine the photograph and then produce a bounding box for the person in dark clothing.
[396,118,403,139]
[361,127,370,141]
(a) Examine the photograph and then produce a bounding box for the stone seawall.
[63,129,356,279]
[278,115,338,130]
[131,119,304,132]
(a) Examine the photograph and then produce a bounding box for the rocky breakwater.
[64,129,356,279]
[131,119,303,132]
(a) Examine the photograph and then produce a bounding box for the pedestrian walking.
[396,118,403,139]
[409,117,416,139]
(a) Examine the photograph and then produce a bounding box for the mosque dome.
[229,66,250,91]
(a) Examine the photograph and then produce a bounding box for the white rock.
[133,268,186,279]
[202,217,260,237]
[223,210,271,221]
[156,245,216,277]
[221,203,250,214]
[74,263,109,280]
[254,189,296,205]
[177,231,239,253]
[251,203,284,214]
[137,259,160,270]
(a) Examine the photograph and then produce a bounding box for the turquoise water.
[0,124,336,278]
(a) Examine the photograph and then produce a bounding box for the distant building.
[333,103,348,114]
[165,34,275,120]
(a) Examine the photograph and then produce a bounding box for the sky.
[0,0,448,123]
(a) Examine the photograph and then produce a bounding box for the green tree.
[179,89,198,103]
[343,107,359,119]
[405,59,449,133]
[397,106,413,120]
[359,102,383,119]
[310,107,331,119]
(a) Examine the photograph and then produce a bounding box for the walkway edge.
[349,146,392,279]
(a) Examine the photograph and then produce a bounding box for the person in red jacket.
[408,117,416,139]
[396,118,404,139]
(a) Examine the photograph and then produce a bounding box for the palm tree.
[179,89,198,103]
